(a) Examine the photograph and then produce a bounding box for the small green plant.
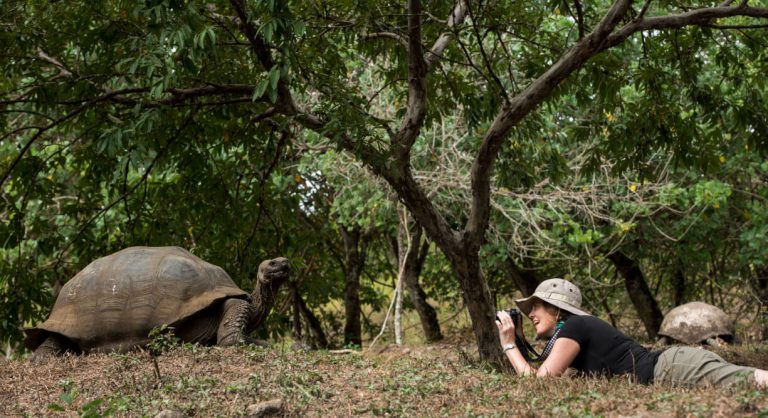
[181,342,201,353]
[47,379,78,412]
[147,325,180,356]
[343,342,362,350]
[78,398,116,418]
[46,380,116,416]
[225,382,245,393]
[147,325,180,383]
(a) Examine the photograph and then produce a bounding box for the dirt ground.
[2,341,768,417]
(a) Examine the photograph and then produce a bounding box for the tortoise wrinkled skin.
[24,246,289,359]
[658,301,733,345]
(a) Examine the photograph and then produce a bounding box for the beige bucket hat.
[515,278,590,317]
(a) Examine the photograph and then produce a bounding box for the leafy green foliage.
[2,0,768,353]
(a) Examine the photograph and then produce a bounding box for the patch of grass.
[3,343,768,416]
[47,379,121,417]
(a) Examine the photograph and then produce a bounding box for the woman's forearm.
[505,346,536,376]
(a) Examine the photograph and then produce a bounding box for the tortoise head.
[256,257,290,287]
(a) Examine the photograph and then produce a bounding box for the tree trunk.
[394,213,408,345]
[394,273,404,345]
[340,226,368,346]
[291,284,302,342]
[403,232,443,342]
[452,251,504,363]
[505,256,540,297]
[381,175,503,362]
[672,266,685,307]
[755,265,768,342]
[607,251,663,339]
[295,289,329,349]
[388,225,443,343]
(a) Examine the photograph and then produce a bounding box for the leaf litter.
[2,343,767,417]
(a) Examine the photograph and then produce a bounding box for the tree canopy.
[2,0,768,359]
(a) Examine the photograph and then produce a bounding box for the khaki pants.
[653,346,755,387]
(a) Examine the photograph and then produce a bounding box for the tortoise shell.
[24,246,248,353]
[658,301,733,344]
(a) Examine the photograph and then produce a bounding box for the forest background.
[2,0,768,365]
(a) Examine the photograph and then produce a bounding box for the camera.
[496,308,521,325]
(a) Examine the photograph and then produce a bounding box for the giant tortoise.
[657,301,734,345]
[25,246,289,360]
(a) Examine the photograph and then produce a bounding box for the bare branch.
[636,0,652,21]
[362,31,409,48]
[0,125,45,143]
[403,121,708,265]
[250,107,277,124]
[3,84,265,109]
[36,48,73,78]
[706,22,768,28]
[0,109,56,122]
[606,5,768,47]
[425,0,469,70]
[574,0,586,39]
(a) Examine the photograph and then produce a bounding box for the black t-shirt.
[557,315,661,384]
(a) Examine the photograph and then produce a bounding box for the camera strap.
[516,320,564,363]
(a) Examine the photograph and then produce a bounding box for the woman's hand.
[495,310,517,347]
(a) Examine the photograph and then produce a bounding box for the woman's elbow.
[535,366,565,378]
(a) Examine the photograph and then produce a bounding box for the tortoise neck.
[249,280,282,330]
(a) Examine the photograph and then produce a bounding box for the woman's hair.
[540,300,573,322]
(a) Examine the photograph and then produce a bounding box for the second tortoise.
[657,301,734,345]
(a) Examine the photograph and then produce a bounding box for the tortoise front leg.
[217,298,253,346]
[29,334,70,363]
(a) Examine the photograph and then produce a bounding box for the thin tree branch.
[574,0,586,39]
[606,5,768,48]
[636,0,652,21]
[36,48,73,77]
[238,127,290,265]
[362,31,409,48]
[52,107,199,270]
[466,1,510,104]
[250,107,277,124]
[425,0,469,70]
[0,88,142,191]
[705,23,768,28]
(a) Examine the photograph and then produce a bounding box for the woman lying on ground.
[496,278,768,388]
